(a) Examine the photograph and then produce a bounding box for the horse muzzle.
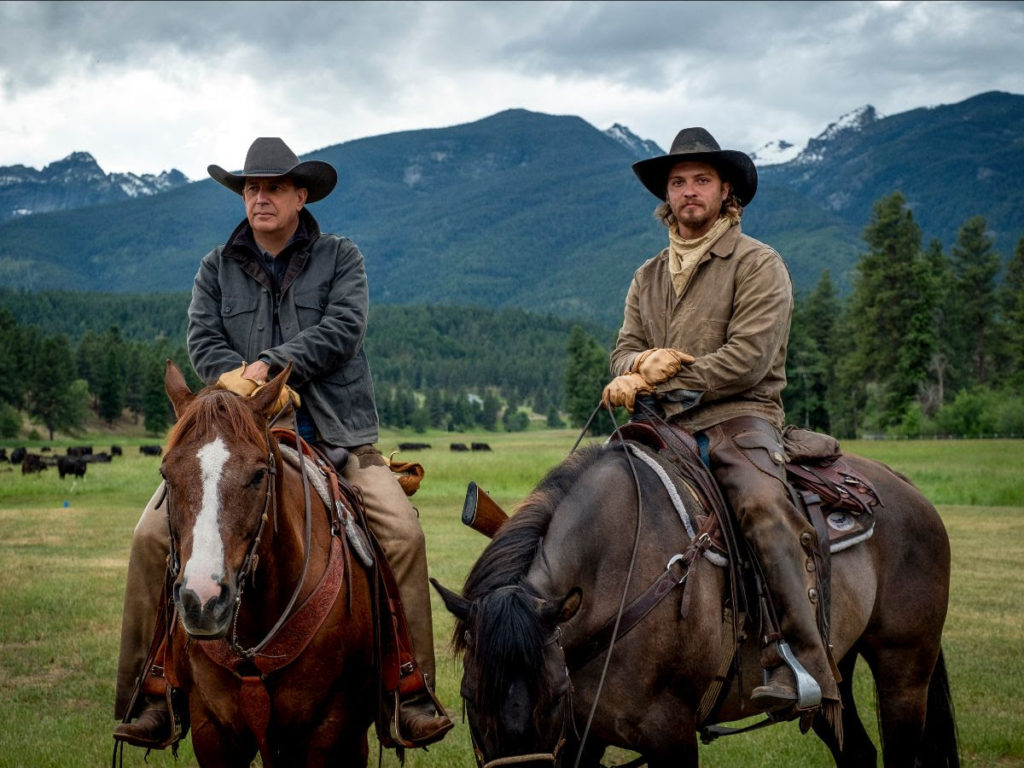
[173,578,235,638]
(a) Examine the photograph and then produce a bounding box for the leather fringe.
[821,698,844,750]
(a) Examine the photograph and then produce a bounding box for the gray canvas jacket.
[187,209,379,447]
[610,222,793,433]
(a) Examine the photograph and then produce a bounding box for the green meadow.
[0,432,1021,767]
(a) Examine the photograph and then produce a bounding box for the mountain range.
[0,90,1020,329]
[0,151,188,222]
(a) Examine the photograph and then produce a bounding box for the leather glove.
[252,380,302,416]
[217,364,300,416]
[216,364,259,397]
[632,348,696,385]
[601,372,653,412]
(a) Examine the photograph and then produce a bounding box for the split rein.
[164,408,316,659]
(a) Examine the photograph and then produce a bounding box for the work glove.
[601,372,653,412]
[632,348,695,385]
[216,364,259,397]
[217,364,301,416]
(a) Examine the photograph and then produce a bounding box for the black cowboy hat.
[207,137,338,203]
[632,127,757,206]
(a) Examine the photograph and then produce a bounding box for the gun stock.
[461,481,509,538]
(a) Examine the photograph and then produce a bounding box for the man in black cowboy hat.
[113,137,452,749]
[602,128,839,718]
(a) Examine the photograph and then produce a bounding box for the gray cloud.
[1,0,1021,175]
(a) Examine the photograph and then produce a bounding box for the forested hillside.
[4,93,1020,327]
[1,192,1021,442]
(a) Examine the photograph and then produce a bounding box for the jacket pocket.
[293,288,327,329]
[220,294,259,347]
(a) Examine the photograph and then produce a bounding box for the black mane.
[454,443,611,653]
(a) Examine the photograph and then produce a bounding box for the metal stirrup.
[775,640,822,710]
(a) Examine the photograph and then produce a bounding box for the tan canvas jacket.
[610,222,793,433]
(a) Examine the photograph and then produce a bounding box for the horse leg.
[812,651,877,767]
[189,713,257,768]
[861,643,935,767]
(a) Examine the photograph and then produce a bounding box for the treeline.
[0,317,195,440]
[2,191,1021,440]
[783,192,1024,438]
[0,297,609,438]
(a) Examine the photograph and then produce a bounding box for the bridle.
[465,625,573,768]
[165,410,316,659]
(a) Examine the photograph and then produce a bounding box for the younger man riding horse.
[602,127,838,719]
[114,137,452,750]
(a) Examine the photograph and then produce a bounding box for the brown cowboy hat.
[632,127,757,206]
[207,137,338,203]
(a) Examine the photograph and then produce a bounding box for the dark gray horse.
[435,441,957,767]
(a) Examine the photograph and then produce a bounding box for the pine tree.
[564,326,616,434]
[27,334,83,440]
[785,271,841,432]
[921,238,953,415]
[1000,236,1024,390]
[839,192,935,433]
[948,216,1001,388]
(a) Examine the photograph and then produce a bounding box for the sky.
[1,0,1022,180]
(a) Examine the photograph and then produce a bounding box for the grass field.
[0,430,1022,767]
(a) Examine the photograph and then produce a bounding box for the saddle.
[608,419,880,733]
[611,420,880,554]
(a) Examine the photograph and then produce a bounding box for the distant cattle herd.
[0,443,165,478]
[4,438,490,480]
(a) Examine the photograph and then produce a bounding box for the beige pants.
[114,447,435,718]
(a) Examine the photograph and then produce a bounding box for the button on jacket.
[610,223,793,433]
[187,208,378,448]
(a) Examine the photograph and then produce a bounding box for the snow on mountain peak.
[750,139,801,166]
[604,123,663,159]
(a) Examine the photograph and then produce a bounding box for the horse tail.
[920,648,960,767]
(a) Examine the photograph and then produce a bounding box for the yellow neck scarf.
[667,216,733,296]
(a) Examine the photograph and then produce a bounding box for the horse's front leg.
[189,710,258,768]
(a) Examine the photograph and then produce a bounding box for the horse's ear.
[250,363,293,418]
[430,578,472,621]
[165,359,195,418]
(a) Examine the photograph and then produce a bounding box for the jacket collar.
[708,220,742,259]
[223,207,322,261]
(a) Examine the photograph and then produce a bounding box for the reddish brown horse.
[435,440,958,767]
[160,361,375,767]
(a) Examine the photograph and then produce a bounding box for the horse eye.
[248,469,266,488]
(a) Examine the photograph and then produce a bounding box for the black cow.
[57,456,87,479]
[471,442,492,451]
[398,442,432,451]
[0,448,6,462]
[11,447,26,464]
[84,452,111,463]
[67,446,93,457]
[21,454,47,475]
[450,443,469,452]
[111,445,123,456]
[139,445,163,456]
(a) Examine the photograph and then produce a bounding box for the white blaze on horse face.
[182,436,230,606]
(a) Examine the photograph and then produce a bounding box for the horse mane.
[455,443,614,719]
[166,387,267,453]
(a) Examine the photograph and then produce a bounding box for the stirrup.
[775,640,822,710]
